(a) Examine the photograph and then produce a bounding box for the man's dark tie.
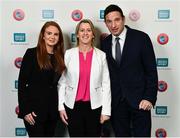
[115,37,121,65]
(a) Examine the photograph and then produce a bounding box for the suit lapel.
[106,35,117,65]
[120,26,131,66]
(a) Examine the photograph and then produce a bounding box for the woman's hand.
[100,115,110,124]
[59,110,68,125]
[24,112,37,125]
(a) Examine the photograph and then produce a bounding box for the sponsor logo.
[15,80,18,89]
[15,128,27,136]
[14,33,26,42]
[13,9,25,21]
[155,106,167,115]
[129,9,140,21]
[42,10,54,19]
[157,33,169,45]
[14,57,23,69]
[100,10,104,19]
[158,80,168,92]
[15,105,19,115]
[71,33,76,43]
[156,58,168,67]
[71,9,83,21]
[158,10,170,19]
[155,128,167,138]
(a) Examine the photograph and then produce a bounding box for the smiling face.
[105,11,125,36]
[43,25,60,48]
[77,22,94,46]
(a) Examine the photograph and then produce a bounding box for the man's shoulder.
[103,34,112,42]
[126,25,148,37]
[101,34,112,47]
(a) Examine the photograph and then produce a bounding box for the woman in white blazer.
[58,19,111,137]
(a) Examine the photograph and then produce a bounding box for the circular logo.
[157,33,169,45]
[15,105,19,115]
[71,9,83,21]
[158,80,168,92]
[129,9,141,21]
[14,57,23,68]
[13,9,25,21]
[155,128,167,138]
[100,33,109,41]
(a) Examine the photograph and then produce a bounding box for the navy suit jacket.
[101,25,158,109]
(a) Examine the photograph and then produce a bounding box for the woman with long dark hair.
[18,21,65,137]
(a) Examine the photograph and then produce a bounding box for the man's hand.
[139,100,153,110]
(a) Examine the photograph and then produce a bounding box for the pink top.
[75,48,93,101]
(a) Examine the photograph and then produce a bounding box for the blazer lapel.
[90,48,97,88]
[74,48,79,83]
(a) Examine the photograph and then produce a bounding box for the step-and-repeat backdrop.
[1,0,180,137]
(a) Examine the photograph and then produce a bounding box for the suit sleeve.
[142,34,158,106]
[18,49,33,118]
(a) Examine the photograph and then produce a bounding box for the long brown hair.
[36,21,65,74]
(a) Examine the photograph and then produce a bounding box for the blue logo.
[42,10,54,19]
[156,58,168,67]
[100,10,104,19]
[71,33,76,42]
[155,106,167,115]
[158,10,170,19]
[15,128,27,136]
[14,33,26,42]
[15,80,18,89]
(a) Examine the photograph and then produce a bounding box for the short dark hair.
[104,4,124,20]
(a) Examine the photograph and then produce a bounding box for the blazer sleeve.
[142,34,158,106]
[101,54,111,116]
[58,50,69,111]
[58,70,67,111]
[18,49,33,118]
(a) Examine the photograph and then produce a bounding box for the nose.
[84,30,88,35]
[112,22,116,28]
[51,34,55,39]
[83,31,88,36]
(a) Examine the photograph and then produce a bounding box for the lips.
[48,40,56,43]
[112,29,118,32]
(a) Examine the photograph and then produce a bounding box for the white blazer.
[58,47,111,116]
